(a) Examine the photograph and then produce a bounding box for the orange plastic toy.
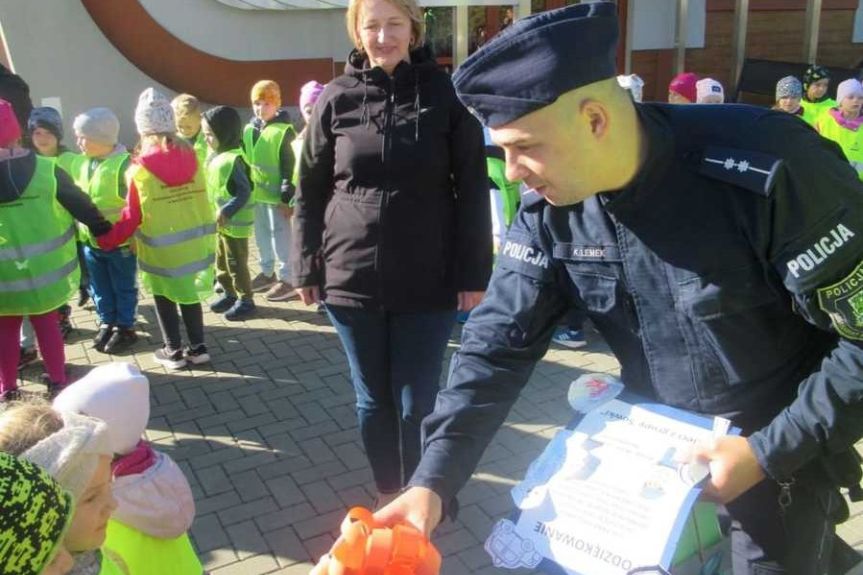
[328,507,441,575]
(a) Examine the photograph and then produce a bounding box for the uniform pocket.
[674,264,804,391]
[566,268,619,314]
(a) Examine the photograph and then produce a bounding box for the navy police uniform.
[408,3,863,573]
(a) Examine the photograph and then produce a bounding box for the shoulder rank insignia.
[699,146,783,197]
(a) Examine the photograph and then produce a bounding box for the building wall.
[633,1,861,103]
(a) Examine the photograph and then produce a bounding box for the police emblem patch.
[817,260,863,340]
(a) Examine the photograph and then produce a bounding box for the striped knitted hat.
[0,452,73,575]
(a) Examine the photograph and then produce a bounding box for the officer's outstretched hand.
[694,436,766,504]
[373,486,443,538]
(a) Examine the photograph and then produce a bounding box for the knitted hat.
[696,78,724,103]
[803,64,830,93]
[0,99,21,148]
[54,362,150,457]
[616,74,644,103]
[134,88,175,135]
[28,106,64,141]
[21,411,113,498]
[0,452,74,575]
[72,107,119,146]
[669,72,698,103]
[775,76,802,101]
[836,78,863,105]
[202,105,243,153]
[299,81,325,111]
[251,80,281,107]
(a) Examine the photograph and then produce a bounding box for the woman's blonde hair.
[346,0,425,53]
[133,133,192,157]
[0,401,63,456]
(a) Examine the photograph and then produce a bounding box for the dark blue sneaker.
[225,299,256,321]
[552,328,587,349]
[210,294,237,314]
[457,311,471,324]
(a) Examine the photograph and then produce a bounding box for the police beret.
[452,1,619,128]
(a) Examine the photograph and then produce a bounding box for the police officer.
[313,3,863,574]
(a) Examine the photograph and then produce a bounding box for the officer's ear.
[579,99,610,141]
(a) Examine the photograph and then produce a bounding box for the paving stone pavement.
[16,292,863,574]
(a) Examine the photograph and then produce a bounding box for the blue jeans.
[83,245,138,327]
[253,203,291,281]
[326,305,457,492]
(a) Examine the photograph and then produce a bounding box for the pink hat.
[669,72,698,103]
[299,81,325,111]
[0,99,22,148]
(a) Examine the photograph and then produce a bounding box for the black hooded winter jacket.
[292,47,493,312]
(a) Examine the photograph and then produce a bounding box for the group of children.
[0,362,202,575]
[0,77,327,399]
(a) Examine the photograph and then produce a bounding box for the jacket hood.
[251,107,292,132]
[345,45,437,79]
[202,106,242,153]
[136,142,198,186]
[0,150,35,204]
[111,451,195,538]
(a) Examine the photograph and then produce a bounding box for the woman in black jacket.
[292,0,492,504]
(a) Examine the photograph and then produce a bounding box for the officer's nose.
[505,151,529,183]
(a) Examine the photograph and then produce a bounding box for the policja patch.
[817,260,863,340]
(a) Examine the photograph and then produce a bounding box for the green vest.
[56,151,85,178]
[133,164,216,304]
[207,149,255,239]
[487,157,521,229]
[105,519,202,575]
[290,136,303,187]
[802,98,836,127]
[101,550,128,575]
[243,122,295,204]
[75,153,130,247]
[0,156,79,315]
[816,111,863,180]
[192,131,208,169]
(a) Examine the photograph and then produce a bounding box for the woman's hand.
[458,291,484,312]
[296,286,320,305]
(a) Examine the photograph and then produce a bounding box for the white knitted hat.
[54,362,150,456]
[696,78,724,103]
[134,87,175,135]
[21,411,113,498]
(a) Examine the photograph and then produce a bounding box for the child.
[773,76,804,117]
[98,88,215,370]
[815,78,863,179]
[0,99,110,399]
[72,107,138,355]
[668,72,698,104]
[0,452,75,575]
[171,94,208,168]
[244,79,298,302]
[54,362,202,575]
[802,64,836,126]
[293,81,325,188]
[202,105,256,321]
[695,78,724,104]
[0,404,127,574]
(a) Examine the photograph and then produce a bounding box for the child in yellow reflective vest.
[54,362,203,575]
[0,99,110,400]
[97,88,215,370]
[815,78,863,180]
[0,403,129,574]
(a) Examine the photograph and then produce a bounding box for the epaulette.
[699,146,783,197]
[520,189,547,209]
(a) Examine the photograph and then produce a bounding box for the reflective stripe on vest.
[242,122,294,204]
[138,253,213,278]
[76,153,130,247]
[207,149,255,238]
[0,156,79,314]
[136,222,217,248]
[0,225,75,261]
[0,256,77,292]
[291,137,303,187]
